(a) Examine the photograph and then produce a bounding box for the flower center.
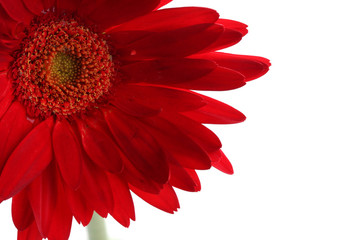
[11,14,114,118]
[50,51,82,84]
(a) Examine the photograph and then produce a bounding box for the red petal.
[27,164,57,237]
[141,116,212,170]
[108,173,135,227]
[79,159,114,217]
[199,28,242,53]
[107,7,219,33]
[119,58,216,86]
[195,19,248,53]
[161,112,222,153]
[198,52,270,81]
[112,84,205,113]
[210,150,234,174]
[217,19,248,36]
[47,206,72,240]
[182,95,246,124]
[103,107,169,184]
[65,186,93,226]
[12,190,34,231]
[0,117,53,201]
[17,222,42,240]
[131,184,179,213]
[169,163,201,192]
[171,65,246,91]
[47,171,73,240]
[76,118,124,173]
[53,120,83,189]
[122,24,223,59]
[0,0,34,23]
[87,0,159,30]
[0,102,33,175]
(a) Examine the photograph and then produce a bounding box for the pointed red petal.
[27,164,57,237]
[161,112,222,153]
[122,24,223,59]
[194,19,249,53]
[76,118,124,174]
[210,150,234,174]
[112,84,205,113]
[182,95,246,124]
[199,28,243,53]
[17,222,42,240]
[108,7,218,33]
[103,107,169,184]
[53,120,83,189]
[0,117,54,201]
[65,186,93,226]
[0,102,33,173]
[12,189,34,231]
[131,184,179,213]
[169,164,201,192]
[79,159,114,217]
[198,52,270,81]
[48,207,72,240]
[47,171,73,240]
[217,19,248,36]
[87,0,159,30]
[108,173,135,227]
[171,66,245,91]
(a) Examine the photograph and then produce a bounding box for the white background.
[1,0,360,239]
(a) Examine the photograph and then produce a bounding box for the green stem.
[87,212,109,240]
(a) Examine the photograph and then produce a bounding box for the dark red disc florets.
[11,13,114,118]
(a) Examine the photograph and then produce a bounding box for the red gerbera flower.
[0,0,270,239]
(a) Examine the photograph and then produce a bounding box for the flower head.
[0,0,270,239]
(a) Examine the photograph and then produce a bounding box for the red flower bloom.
[0,0,270,239]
